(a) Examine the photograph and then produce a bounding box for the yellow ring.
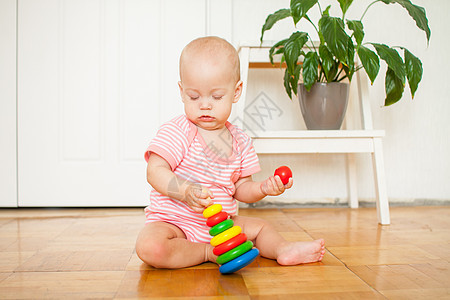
[203,204,222,218]
[210,226,242,246]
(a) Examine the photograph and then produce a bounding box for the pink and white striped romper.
[144,114,261,243]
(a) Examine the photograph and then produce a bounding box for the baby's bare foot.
[276,239,325,265]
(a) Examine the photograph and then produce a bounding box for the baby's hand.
[184,185,214,213]
[260,175,293,196]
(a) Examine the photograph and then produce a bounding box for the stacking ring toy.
[203,204,259,274]
[203,204,222,218]
[219,248,260,274]
[209,219,234,236]
[210,226,241,247]
[206,211,228,227]
[216,240,253,264]
[213,233,247,256]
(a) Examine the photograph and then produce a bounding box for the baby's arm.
[233,175,293,204]
[147,153,213,212]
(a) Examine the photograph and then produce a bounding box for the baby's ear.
[233,80,243,103]
[178,81,184,100]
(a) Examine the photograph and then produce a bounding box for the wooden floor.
[0,206,449,299]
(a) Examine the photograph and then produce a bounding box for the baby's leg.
[135,221,216,269]
[232,215,325,265]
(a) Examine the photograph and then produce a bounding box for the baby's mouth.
[199,115,215,121]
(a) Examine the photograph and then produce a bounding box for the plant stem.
[337,65,363,82]
[306,33,319,54]
[360,0,382,22]
[335,67,344,81]
[337,75,348,82]
[319,65,325,82]
[306,15,320,38]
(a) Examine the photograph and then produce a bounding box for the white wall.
[368,0,450,202]
[231,0,450,204]
[0,0,448,207]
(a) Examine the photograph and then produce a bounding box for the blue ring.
[219,248,259,274]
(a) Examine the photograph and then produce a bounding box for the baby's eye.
[189,95,199,100]
[213,95,223,100]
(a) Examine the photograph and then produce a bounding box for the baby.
[136,36,325,269]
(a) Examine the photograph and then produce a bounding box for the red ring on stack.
[213,233,247,256]
[206,211,228,227]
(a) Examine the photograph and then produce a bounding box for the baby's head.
[180,36,240,83]
[178,36,242,131]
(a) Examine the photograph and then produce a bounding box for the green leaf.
[380,0,431,43]
[338,0,353,16]
[329,63,339,82]
[405,3,431,42]
[302,51,319,91]
[283,68,294,99]
[345,39,355,81]
[283,65,301,99]
[284,31,309,75]
[319,16,351,65]
[275,48,285,56]
[357,45,380,84]
[385,67,405,106]
[319,45,334,82]
[371,43,406,84]
[347,20,364,45]
[290,0,318,25]
[322,5,331,16]
[269,38,288,65]
[260,9,291,43]
[292,64,302,96]
[280,54,286,65]
[404,49,423,98]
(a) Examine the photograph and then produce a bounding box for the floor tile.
[327,245,440,266]
[0,252,36,272]
[16,249,133,272]
[116,269,249,298]
[0,271,125,299]
[242,266,374,296]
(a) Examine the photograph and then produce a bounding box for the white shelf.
[237,45,390,224]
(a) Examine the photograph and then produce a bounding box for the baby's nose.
[200,99,212,109]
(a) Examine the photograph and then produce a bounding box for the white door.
[17,0,206,206]
[0,0,17,207]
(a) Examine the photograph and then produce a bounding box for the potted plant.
[260,0,431,129]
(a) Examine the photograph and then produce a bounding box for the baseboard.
[238,197,450,208]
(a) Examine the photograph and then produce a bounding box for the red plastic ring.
[213,233,247,256]
[206,211,228,227]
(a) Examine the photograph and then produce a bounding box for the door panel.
[17,0,206,206]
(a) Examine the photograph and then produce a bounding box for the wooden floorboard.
[0,206,448,299]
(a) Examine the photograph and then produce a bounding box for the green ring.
[217,241,253,265]
[209,219,234,236]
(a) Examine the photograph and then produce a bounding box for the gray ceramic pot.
[298,82,349,130]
